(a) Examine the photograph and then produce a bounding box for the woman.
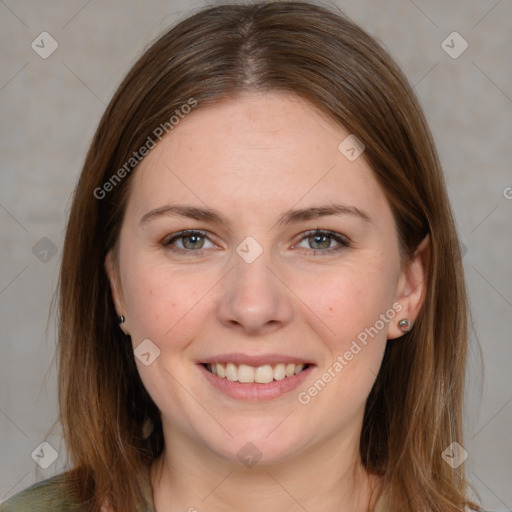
[0,2,482,511]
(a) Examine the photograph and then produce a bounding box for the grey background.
[0,0,511,509]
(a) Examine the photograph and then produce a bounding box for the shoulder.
[0,472,84,512]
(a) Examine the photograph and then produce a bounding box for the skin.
[106,92,429,512]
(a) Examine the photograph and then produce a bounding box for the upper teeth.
[206,363,307,383]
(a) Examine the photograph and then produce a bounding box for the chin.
[192,423,303,468]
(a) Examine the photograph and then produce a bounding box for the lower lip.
[198,364,314,401]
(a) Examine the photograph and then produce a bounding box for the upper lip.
[199,353,315,367]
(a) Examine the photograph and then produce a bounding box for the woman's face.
[107,92,422,466]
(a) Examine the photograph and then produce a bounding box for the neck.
[150,427,382,512]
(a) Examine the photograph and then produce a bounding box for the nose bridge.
[216,238,293,333]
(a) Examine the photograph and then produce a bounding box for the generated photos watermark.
[93,98,198,200]
[297,301,403,405]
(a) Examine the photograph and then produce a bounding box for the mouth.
[198,355,315,400]
[202,362,310,384]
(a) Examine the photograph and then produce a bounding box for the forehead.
[126,92,391,225]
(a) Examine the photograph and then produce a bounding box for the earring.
[118,315,125,325]
[142,416,154,440]
[398,318,410,333]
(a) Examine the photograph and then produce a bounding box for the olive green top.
[0,469,154,512]
[1,467,388,511]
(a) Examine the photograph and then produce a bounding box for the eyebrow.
[139,203,371,227]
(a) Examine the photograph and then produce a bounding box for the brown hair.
[56,2,479,510]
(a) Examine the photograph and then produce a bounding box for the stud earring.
[118,315,125,325]
[398,318,410,333]
[142,416,154,440]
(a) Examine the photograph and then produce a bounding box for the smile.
[198,351,316,400]
[204,362,309,384]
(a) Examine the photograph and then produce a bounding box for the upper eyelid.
[298,228,349,240]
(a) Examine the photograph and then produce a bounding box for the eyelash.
[163,229,351,256]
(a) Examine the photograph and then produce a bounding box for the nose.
[215,247,294,335]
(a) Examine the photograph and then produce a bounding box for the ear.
[388,234,430,340]
[105,251,129,334]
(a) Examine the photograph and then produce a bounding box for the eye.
[293,229,350,254]
[164,230,216,253]
[163,228,349,256]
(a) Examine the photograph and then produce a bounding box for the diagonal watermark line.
[264,409,295,438]
[1,0,29,28]
[266,266,336,335]
[396,62,439,108]
[472,61,512,105]
[0,265,29,297]
[266,164,337,235]
[201,471,233,502]
[61,60,106,106]
[408,0,439,29]
[473,395,512,439]
[0,203,29,233]
[470,204,499,233]
[265,470,310,511]
[0,407,29,439]
[471,0,503,29]
[368,367,378,378]
[159,364,234,438]
[61,0,93,29]
[0,62,28,93]
[1,472,30,501]
[163,163,210,208]
[411,62,439,90]
[471,265,512,310]
[164,267,234,336]
[472,471,511,511]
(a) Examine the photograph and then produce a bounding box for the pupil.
[184,234,203,249]
[311,234,330,249]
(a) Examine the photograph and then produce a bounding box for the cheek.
[293,260,396,421]
[121,257,207,344]
[292,256,398,350]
